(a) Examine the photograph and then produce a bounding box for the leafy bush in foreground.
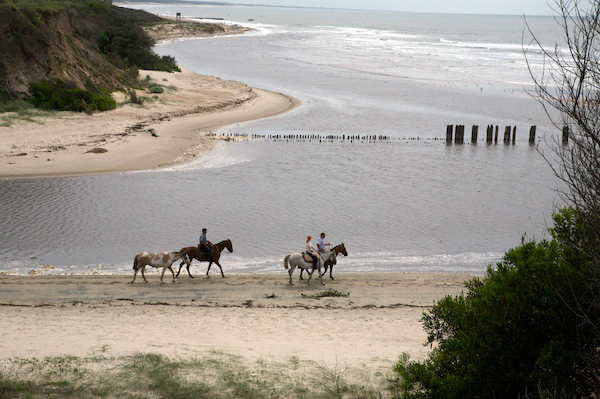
[393,208,594,399]
[29,80,116,112]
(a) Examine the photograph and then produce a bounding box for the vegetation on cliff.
[0,0,180,110]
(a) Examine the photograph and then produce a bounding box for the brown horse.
[176,239,233,278]
[300,243,348,280]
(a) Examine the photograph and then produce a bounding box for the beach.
[0,273,469,374]
[0,69,298,179]
[0,19,299,179]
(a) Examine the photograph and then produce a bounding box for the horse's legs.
[215,261,225,278]
[206,261,213,277]
[141,266,148,283]
[160,266,167,283]
[318,264,324,285]
[186,261,194,278]
[168,265,176,283]
[176,260,185,278]
[288,264,297,285]
[307,268,314,285]
[329,265,334,280]
[299,268,304,280]
[131,267,139,283]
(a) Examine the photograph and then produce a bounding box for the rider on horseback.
[199,228,212,256]
[317,232,330,253]
[305,236,318,269]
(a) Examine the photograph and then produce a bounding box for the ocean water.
[0,5,566,276]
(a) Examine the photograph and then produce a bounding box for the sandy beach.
[0,18,298,179]
[0,69,298,179]
[0,273,470,374]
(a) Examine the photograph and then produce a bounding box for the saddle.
[302,252,317,264]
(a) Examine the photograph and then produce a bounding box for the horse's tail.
[133,255,138,271]
[283,254,291,269]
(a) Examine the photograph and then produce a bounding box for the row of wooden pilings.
[219,133,393,142]
[446,125,570,145]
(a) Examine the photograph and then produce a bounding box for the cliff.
[0,0,163,98]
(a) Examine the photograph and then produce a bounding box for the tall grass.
[0,352,390,399]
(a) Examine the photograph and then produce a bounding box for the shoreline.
[1,13,299,180]
[0,70,300,179]
[0,272,469,367]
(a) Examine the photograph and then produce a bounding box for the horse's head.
[334,243,348,257]
[225,239,233,253]
[174,251,188,261]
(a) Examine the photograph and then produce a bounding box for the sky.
[220,0,555,15]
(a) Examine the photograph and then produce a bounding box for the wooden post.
[562,125,569,144]
[446,125,453,144]
[529,126,536,144]
[512,126,516,144]
[456,125,464,144]
[471,125,478,144]
[176,12,181,23]
[494,125,499,143]
[504,126,511,144]
[486,125,493,143]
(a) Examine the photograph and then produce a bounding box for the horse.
[176,239,233,278]
[131,251,189,284]
[300,243,348,280]
[284,250,337,285]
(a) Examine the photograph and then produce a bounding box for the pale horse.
[131,251,189,284]
[283,251,337,285]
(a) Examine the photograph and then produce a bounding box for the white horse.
[283,251,337,285]
[131,251,189,284]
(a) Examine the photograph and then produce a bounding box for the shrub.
[148,84,164,94]
[392,208,594,399]
[0,99,31,113]
[97,24,179,72]
[126,89,144,105]
[29,79,116,112]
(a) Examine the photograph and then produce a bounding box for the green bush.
[0,99,32,113]
[29,79,116,112]
[97,24,179,73]
[148,84,164,94]
[393,208,593,399]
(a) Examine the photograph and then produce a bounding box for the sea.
[0,4,567,276]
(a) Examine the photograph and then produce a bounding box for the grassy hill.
[0,0,177,102]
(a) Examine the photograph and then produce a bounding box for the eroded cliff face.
[0,4,132,98]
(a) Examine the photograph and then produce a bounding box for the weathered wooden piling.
[512,126,516,144]
[486,125,493,143]
[446,125,453,143]
[504,126,511,144]
[562,126,569,144]
[529,125,536,144]
[455,125,465,144]
[471,125,478,143]
[494,125,499,143]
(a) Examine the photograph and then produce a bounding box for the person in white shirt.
[316,232,330,253]
[199,228,211,255]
